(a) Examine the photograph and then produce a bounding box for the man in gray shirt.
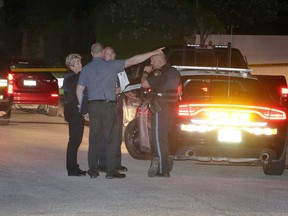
[76,43,163,179]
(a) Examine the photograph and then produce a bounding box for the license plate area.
[23,80,37,86]
[218,128,242,143]
[0,79,7,87]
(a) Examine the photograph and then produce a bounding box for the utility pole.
[230,25,233,45]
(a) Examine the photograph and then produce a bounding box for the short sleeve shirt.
[147,64,169,91]
[78,57,125,101]
[147,64,180,104]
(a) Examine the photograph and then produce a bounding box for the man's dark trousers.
[98,99,123,168]
[88,101,119,175]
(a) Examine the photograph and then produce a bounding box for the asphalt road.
[1,109,288,216]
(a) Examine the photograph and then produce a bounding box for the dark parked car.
[10,58,59,116]
[124,67,288,175]
[0,58,14,125]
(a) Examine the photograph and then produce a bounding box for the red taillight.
[51,93,59,98]
[178,104,202,116]
[262,109,286,120]
[7,73,14,95]
[178,104,286,120]
[281,87,288,96]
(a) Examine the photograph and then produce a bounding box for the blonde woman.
[63,53,86,176]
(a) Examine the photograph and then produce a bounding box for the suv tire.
[0,110,11,125]
[263,152,286,175]
[124,118,151,160]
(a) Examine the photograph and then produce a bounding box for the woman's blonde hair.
[65,53,82,68]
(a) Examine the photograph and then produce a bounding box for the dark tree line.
[0,0,287,66]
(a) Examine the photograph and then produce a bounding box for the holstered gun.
[148,96,161,113]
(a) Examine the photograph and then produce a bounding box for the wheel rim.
[127,123,142,154]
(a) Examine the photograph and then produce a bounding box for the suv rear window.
[182,75,267,103]
[165,47,248,69]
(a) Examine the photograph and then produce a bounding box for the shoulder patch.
[154,70,161,76]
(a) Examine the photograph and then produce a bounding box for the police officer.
[141,52,181,177]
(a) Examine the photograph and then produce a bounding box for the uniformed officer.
[141,52,181,177]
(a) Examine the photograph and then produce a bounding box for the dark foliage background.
[0,0,287,66]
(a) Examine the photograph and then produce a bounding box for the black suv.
[123,43,250,125]
[125,43,249,82]
[0,58,14,125]
[124,44,288,176]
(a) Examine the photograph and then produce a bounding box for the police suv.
[124,43,288,175]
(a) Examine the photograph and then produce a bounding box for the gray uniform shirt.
[78,57,125,101]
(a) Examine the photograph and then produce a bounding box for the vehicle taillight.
[262,109,286,120]
[51,93,59,98]
[281,87,288,97]
[178,104,203,116]
[7,73,14,95]
[178,104,286,120]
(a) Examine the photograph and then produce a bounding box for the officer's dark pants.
[151,104,176,174]
[88,101,119,175]
[66,113,84,171]
[98,99,123,168]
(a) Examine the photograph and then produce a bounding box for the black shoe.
[97,166,107,172]
[156,173,170,178]
[117,165,128,172]
[105,171,126,179]
[168,155,174,172]
[77,168,87,175]
[87,171,99,178]
[148,157,159,177]
[68,170,86,177]
[89,173,99,178]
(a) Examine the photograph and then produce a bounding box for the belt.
[91,100,116,103]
